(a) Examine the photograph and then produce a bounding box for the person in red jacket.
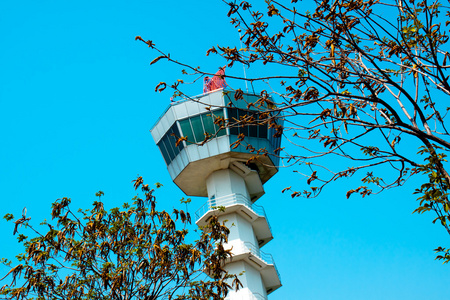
[203,67,227,93]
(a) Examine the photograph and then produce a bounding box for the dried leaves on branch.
[138,0,450,261]
[0,177,240,299]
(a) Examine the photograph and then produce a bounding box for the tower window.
[156,123,184,165]
[178,110,225,144]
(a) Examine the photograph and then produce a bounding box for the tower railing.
[195,193,272,231]
[229,241,281,280]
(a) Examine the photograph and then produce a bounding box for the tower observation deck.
[151,89,282,299]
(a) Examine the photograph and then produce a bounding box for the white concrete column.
[206,168,250,200]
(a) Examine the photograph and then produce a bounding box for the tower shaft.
[195,165,280,299]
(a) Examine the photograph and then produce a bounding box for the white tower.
[151,90,282,299]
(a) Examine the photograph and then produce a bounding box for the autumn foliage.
[1,177,240,299]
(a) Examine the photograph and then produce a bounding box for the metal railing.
[195,194,271,231]
[230,241,281,281]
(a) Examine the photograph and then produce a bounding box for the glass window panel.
[191,115,205,143]
[157,141,171,165]
[211,109,223,131]
[172,125,184,152]
[257,112,269,139]
[259,123,268,139]
[162,134,175,161]
[169,131,180,157]
[227,108,238,135]
[169,133,178,158]
[212,109,226,137]
[248,125,257,137]
[248,112,258,137]
[179,119,194,144]
[157,123,184,165]
[238,109,249,137]
[201,113,215,137]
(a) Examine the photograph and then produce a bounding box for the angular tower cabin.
[151,89,282,299]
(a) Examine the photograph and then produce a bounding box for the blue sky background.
[1,1,449,299]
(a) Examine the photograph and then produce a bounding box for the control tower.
[151,89,282,299]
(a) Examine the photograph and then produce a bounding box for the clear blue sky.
[1,1,449,299]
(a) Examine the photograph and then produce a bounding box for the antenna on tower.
[239,29,249,93]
